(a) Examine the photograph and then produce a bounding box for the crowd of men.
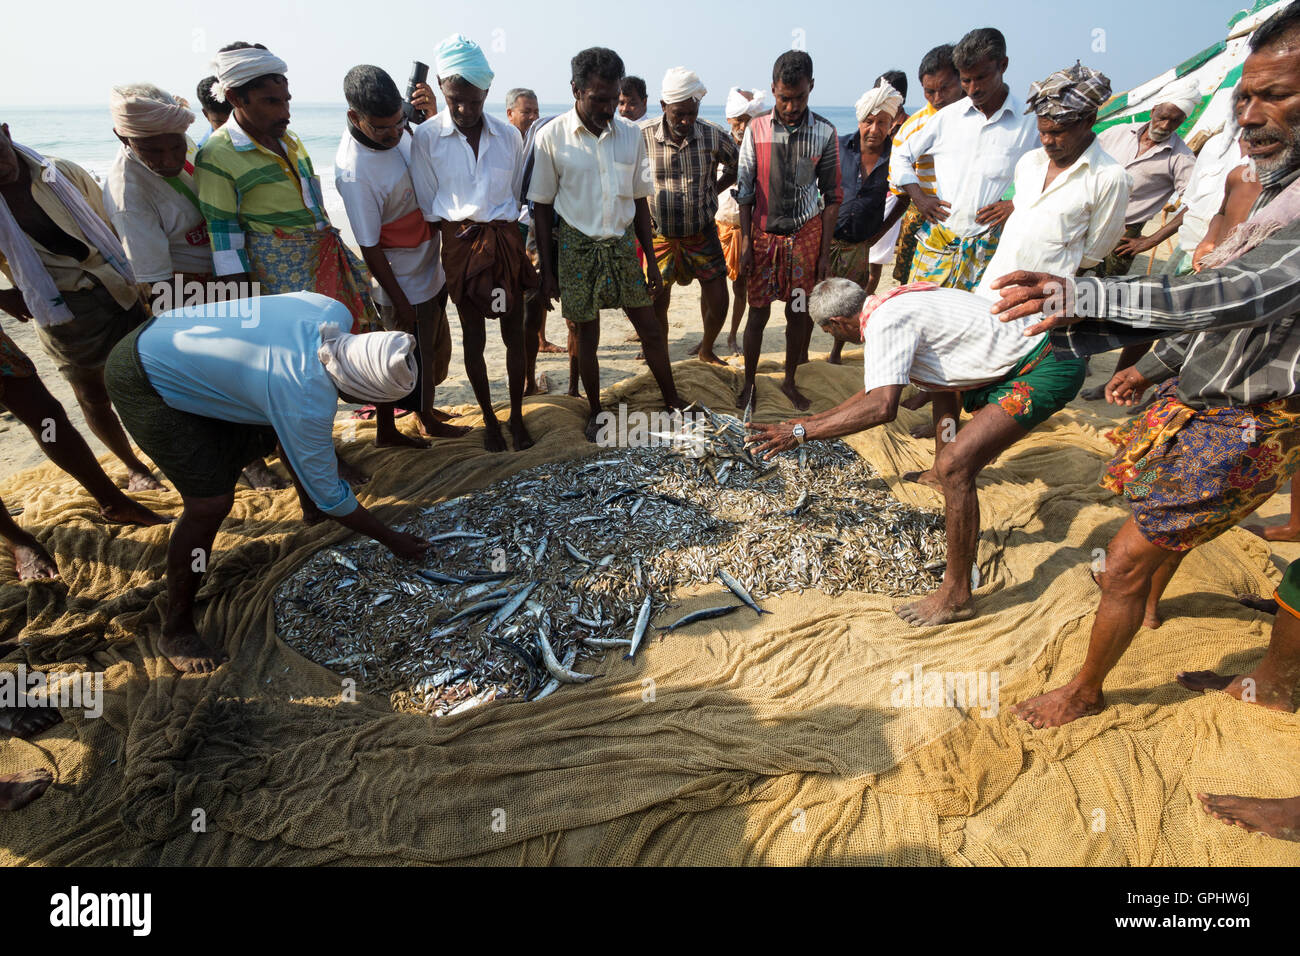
[1,8,1299,841]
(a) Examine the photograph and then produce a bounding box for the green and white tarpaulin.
[1095,0,1286,150]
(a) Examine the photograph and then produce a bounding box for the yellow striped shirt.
[890,102,938,197]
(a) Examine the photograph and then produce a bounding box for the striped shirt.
[1051,168,1300,409]
[889,102,937,197]
[862,287,1041,393]
[736,110,841,235]
[195,117,329,276]
[642,117,738,237]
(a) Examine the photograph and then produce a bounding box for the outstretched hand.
[745,420,800,460]
[989,270,1077,333]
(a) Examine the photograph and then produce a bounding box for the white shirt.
[1176,127,1248,251]
[974,139,1130,297]
[410,111,523,224]
[890,92,1038,238]
[862,287,1041,393]
[102,141,214,282]
[334,130,443,307]
[527,108,653,239]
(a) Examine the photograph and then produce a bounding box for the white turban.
[318,326,418,404]
[660,67,707,104]
[211,46,288,103]
[1154,76,1201,121]
[725,87,773,119]
[855,81,903,122]
[110,86,195,138]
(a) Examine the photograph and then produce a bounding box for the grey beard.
[1249,125,1300,185]
[1147,126,1172,142]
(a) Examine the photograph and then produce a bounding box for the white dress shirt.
[974,138,1131,297]
[527,108,652,239]
[410,110,524,223]
[1175,127,1248,251]
[889,91,1038,239]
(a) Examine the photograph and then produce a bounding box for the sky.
[0,0,1260,108]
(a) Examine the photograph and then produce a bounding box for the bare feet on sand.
[0,770,53,811]
[1012,682,1105,728]
[584,414,603,443]
[158,629,228,674]
[482,419,508,453]
[0,701,63,738]
[99,498,169,527]
[241,459,290,490]
[780,381,811,412]
[11,540,58,582]
[1198,792,1300,841]
[902,469,943,493]
[539,339,566,354]
[1176,668,1295,710]
[298,493,327,526]
[698,350,729,367]
[895,590,975,627]
[375,426,431,449]
[127,469,165,492]
[417,415,472,440]
[510,416,535,452]
[1246,522,1300,542]
[726,335,742,357]
[525,372,553,396]
[910,421,938,439]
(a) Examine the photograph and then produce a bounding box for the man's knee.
[1102,533,1170,593]
[180,493,235,524]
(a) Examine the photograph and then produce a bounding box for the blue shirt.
[136,291,358,517]
[834,133,890,243]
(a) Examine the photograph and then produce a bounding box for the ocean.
[3,102,863,247]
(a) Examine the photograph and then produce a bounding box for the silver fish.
[537,627,595,683]
[532,648,578,700]
[625,594,653,660]
[428,531,488,543]
[486,582,538,634]
[658,604,745,633]
[445,597,510,623]
[564,540,594,565]
[717,569,770,616]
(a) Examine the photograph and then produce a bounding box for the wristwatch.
[792,424,807,445]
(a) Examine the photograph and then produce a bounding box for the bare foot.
[158,629,228,674]
[1237,593,1279,614]
[686,341,701,356]
[417,415,472,440]
[894,590,975,627]
[826,352,842,366]
[1011,682,1105,728]
[241,459,290,490]
[902,469,943,493]
[126,469,165,492]
[780,380,811,412]
[483,420,508,453]
[584,414,603,443]
[698,350,729,367]
[1176,669,1295,710]
[0,770,53,811]
[1246,523,1300,543]
[336,456,370,486]
[11,541,58,582]
[426,408,453,423]
[727,335,742,357]
[1198,792,1300,841]
[99,498,169,527]
[910,421,938,439]
[737,382,756,413]
[298,494,327,526]
[0,701,63,738]
[567,385,581,398]
[375,427,431,449]
[539,340,565,354]
[525,372,552,397]
[510,416,535,452]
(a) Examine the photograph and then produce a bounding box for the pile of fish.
[274,405,946,716]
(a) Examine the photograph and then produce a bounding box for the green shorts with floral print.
[961,337,1086,431]
[556,219,651,323]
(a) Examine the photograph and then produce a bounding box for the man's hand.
[1112,234,1152,258]
[816,252,830,282]
[739,237,753,277]
[745,420,802,460]
[1192,237,1215,272]
[914,193,951,224]
[975,199,1014,228]
[645,262,663,298]
[989,270,1077,332]
[1104,367,1153,406]
[540,272,560,311]
[411,82,438,119]
[391,301,418,334]
[0,288,32,321]
[385,530,433,561]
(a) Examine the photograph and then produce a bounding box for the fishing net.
[1,356,1298,865]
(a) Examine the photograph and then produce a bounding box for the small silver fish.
[717,569,770,616]
[658,604,745,633]
[486,582,538,634]
[428,531,488,543]
[564,541,594,565]
[537,628,595,683]
[625,594,653,660]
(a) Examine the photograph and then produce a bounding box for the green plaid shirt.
[642,117,738,238]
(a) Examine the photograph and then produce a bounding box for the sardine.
[625,594,653,660]
[564,540,594,565]
[428,531,488,543]
[417,569,465,586]
[532,648,577,700]
[717,569,770,616]
[487,582,538,633]
[445,597,510,623]
[537,628,595,683]
[657,604,745,633]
